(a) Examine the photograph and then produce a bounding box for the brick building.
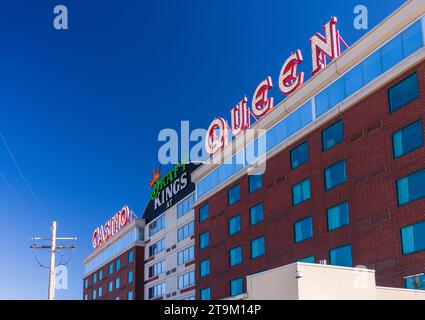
[82,218,145,300]
[192,0,425,300]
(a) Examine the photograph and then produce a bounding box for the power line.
[0,133,53,221]
[0,168,49,228]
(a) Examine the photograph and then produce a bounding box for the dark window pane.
[291,142,309,169]
[388,73,419,112]
[397,169,425,205]
[322,120,344,151]
[294,217,313,243]
[329,244,352,267]
[401,220,425,255]
[325,161,347,190]
[393,120,423,158]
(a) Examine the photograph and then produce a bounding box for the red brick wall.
[194,62,425,300]
[83,246,144,300]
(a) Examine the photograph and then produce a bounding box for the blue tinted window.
[109,263,113,275]
[344,64,363,97]
[298,256,315,263]
[228,215,241,235]
[325,160,347,190]
[115,259,120,271]
[328,77,345,109]
[199,204,209,222]
[322,120,344,151]
[228,184,240,205]
[329,244,352,267]
[230,278,243,296]
[250,203,264,225]
[291,142,309,169]
[251,236,265,259]
[200,288,211,300]
[249,175,263,193]
[362,50,382,84]
[127,291,133,300]
[294,217,313,243]
[388,73,419,112]
[199,231,210,250]
[315,88,329,117]
[403,20,423,57]
[397,169,425,206]
[128,250,134,264]
[393,120,423,158]
[382,34,404,71]
[128,271,133,283]
[200,259,210,277]
[401,220,425,255]
[327,202,350,231]
[292,178,311,205]
[229,246,242,266]
[405,274,425,290]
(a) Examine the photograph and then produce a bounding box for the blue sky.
[0,0,406,299]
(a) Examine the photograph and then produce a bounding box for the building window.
[405,274,425,290]
[177,221,195,242]
[230,278,243,296]
[177,194,195,219]
[178,271,195,289]
[229,246,242,266]
[325,160,347,190]
[292,178,311,205]
[200,259,210,277]
[108,263,113,275]
[115,277,120,289]
[251,236,265,259]
[178,246,194,265]
[294,217,313,243]
[148,283,165,299]
[397,168,425,206]
[329,244,352,267]
[199,204,209,222]
[115,297,120,300]
[98,287,102,298]
[249,175,263,193]
[250,203,264,226]
[228,184,240,206]
[93,273,97,284]
[298,256,314,263]
[228,215,241,235]
[200,288,211,300]
[84,294,88,300]
[184,296,195,300]
[393,120,423,158]
[148,260,166,278]
[291,141,309,169]
[322,120,344,151]
[98,270,103,281]
[149,215,165,237]
[199,231,209,250]
[401,220,425,255]
[108,281,113,293]
[327,202,350,231]
[388,72,419,112]
[84,279,88,289]
[115,259,120,271]
[149,238,165,257]
[128,271,134,284]
[127,291,134,300]
[128,250,134,264]
[92,290,96,300]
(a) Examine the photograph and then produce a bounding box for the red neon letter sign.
[279,50,304,95]
[252,76,274,117]
[310,16,347,76]
[230,96,250,137]
[205,118,229,155]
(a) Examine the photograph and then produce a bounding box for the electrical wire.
[0,133,53,222]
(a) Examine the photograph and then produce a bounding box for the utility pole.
[31,221,77,300]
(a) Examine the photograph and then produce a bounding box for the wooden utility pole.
[31,221,77,300]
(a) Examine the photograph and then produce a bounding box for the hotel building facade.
[143,162,199,300]
[192,0,425,300]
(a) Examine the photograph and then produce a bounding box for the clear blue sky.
[0,0,406,299]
